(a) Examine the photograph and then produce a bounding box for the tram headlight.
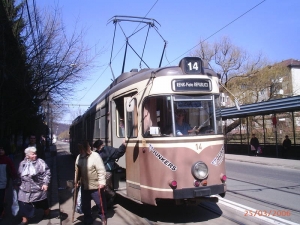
[191,161,208,180]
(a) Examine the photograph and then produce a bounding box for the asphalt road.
[225,159,300,224]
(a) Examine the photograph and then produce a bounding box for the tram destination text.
[172,79,211,92]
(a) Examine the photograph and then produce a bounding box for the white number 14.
[187,62,198,71]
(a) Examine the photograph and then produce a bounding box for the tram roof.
[221,95,300,120]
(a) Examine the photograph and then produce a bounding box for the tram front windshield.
[142,95,222,137]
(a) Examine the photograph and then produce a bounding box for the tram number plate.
[194,188,211,197]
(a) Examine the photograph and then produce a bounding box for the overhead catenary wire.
[74,0,266,110]
[165,0,266,66]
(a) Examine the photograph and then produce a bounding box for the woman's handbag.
[251,145,256,151]
[257,146,262,154]
[11,189,19,216]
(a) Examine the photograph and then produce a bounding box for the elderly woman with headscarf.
[17,146,51,225]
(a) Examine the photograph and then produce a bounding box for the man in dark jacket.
[93,140,126,206]
[282,135,291,158]
[250,134,260,156]
[23,135,45,160]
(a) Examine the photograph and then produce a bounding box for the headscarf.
[21,159,37,177]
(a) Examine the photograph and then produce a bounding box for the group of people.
[0,134,126,225]
[250,133,292,158]
[75,139,126,225]
[0,134,50,225]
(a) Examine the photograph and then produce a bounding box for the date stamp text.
[244,210,291,217]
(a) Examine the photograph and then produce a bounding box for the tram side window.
[94,118,100,138]
[142,96,172,137]
[99,106,109,139]
[119,118,125,137]
[126,98,137,138]
[143,97,158,136]
[115,98,125,138]
[94,110,100,139]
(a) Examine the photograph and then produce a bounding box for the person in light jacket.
[17,147,51,225]
[75,141,107,225]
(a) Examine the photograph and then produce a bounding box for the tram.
[69,16,226,206]
[69,56,226,205]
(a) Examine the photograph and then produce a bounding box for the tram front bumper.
[173,184,226,199]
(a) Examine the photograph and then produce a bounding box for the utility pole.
[50,106,53,145]
[272,114,278,157]
[46,101,50,151]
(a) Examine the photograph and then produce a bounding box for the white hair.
[24,146,37,155]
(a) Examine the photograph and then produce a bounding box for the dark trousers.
[0,189,5,216]
[251,150,257,156]
[81,188,107,223]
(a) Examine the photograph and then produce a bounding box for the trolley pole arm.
[219,81,241,111]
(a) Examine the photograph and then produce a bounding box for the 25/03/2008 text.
[244,210,291,217]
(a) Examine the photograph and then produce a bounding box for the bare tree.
[191,36,291,134]
[22,1,102,120]
[191,36,249,85]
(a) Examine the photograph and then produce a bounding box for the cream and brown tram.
[69,56,226,206]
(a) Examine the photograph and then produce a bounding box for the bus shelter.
[221,95,300,159]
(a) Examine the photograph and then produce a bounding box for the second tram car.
[69,56,226,206]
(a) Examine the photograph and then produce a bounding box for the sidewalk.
[225,154,300,170]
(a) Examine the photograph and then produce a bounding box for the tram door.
[124,97,141,201]
[110,99,125,168]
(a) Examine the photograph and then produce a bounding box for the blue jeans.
[81,188,107,223]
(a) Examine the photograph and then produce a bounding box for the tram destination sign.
[172,79,211,92]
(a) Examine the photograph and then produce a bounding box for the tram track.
[229,177,300,196]
[227,177,300,213]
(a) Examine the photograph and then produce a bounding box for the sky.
[35,0,300,124]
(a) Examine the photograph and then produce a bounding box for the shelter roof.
[221,95,300,120]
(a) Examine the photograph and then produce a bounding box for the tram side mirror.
[126,98,135,112]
